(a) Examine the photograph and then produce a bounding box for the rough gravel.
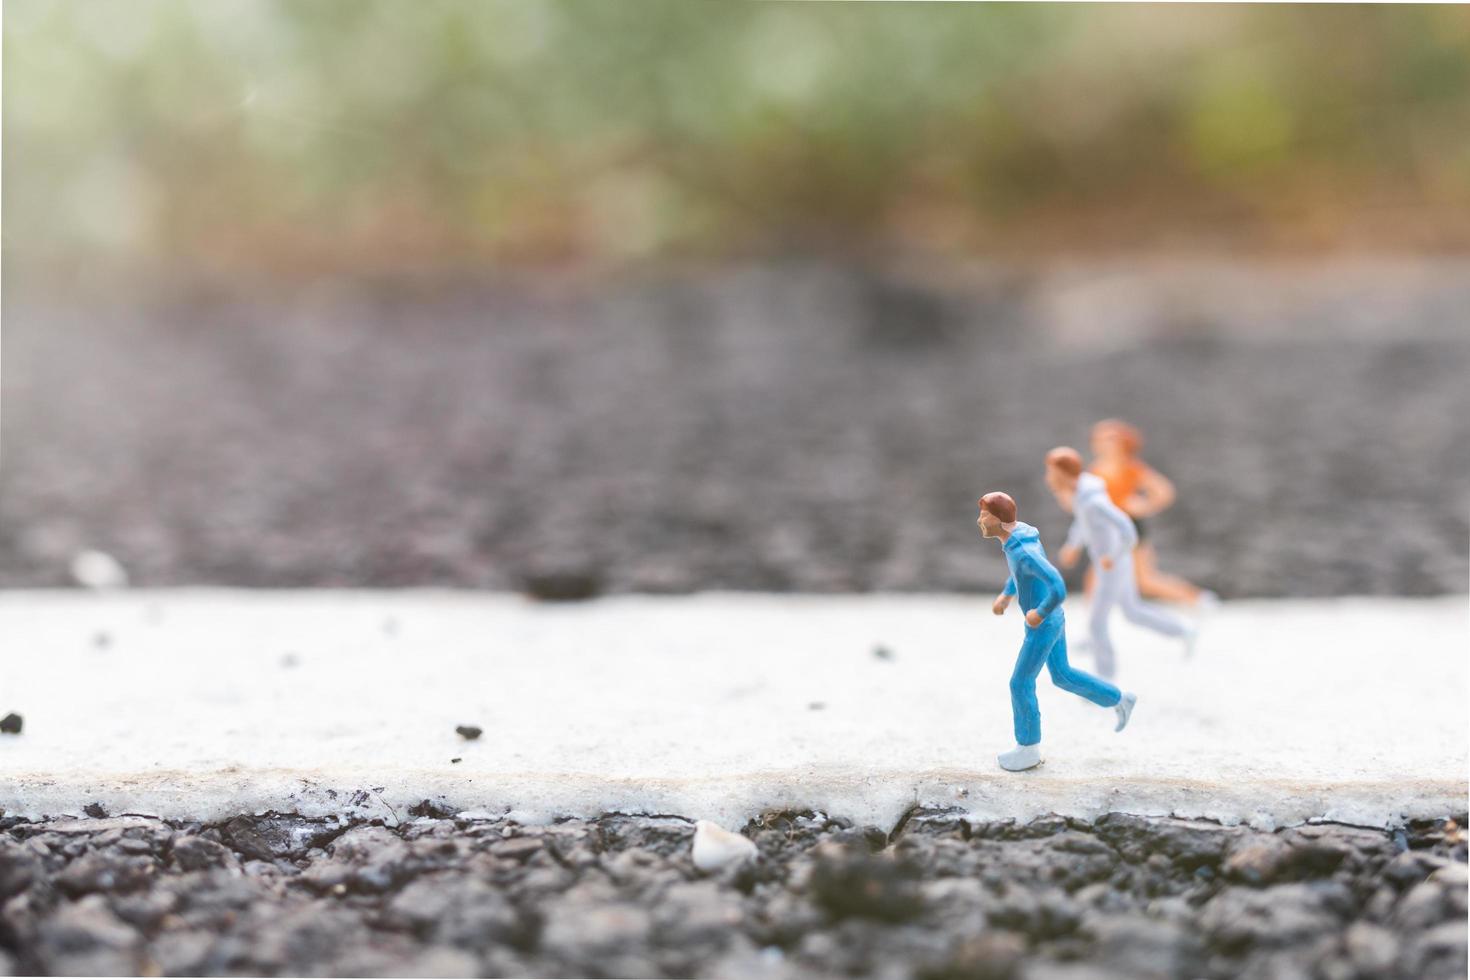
[4,261,1468,597]
[1,808,1464,978]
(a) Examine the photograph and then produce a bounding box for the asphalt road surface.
[1,809,1465,979]
[4,260,1467,596]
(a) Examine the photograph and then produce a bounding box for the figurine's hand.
[992,594,1011,616]
[1058,545,1081,569]
[1126,494,1158,518]
[1099,556,1115,571]
[1025,609,1043,628]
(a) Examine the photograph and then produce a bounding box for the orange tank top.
[1091,458,1146,508]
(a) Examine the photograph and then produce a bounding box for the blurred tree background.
[5,0,1470,279]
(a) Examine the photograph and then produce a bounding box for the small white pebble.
[692,820,757,873]
[70,549,129,590]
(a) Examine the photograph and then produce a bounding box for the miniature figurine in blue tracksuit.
[1046,447,1197,678]
[978,491,1137,772]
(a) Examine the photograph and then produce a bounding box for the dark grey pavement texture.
[1,808,1465,978]
[4,261,1468,596]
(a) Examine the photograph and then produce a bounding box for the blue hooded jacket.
[1000,522,1066,622]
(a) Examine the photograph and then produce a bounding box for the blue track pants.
[1010,611,1121,746]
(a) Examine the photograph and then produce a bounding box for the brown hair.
[1046,446,1084,477]
[978,491,1017,523]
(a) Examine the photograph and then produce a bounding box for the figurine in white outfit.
[1044,447,1196,678]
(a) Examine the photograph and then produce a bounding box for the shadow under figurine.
[977,491,1137,772]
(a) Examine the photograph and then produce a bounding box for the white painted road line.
[1,592,1464,830]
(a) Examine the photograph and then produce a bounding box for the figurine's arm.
[1064,519,1085,550]
[1084,500,1136,566]
[1128,464,1176,518]
[1059,519,1085,568]
[1024,558,1066,623]
[992,576,1015,615]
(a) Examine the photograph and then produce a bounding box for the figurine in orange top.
[1058,419,1217,607]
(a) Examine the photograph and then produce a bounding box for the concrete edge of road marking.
[3,767,1464,832]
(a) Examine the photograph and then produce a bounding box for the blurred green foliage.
[5,1,1469,273]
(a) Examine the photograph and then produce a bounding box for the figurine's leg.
[1089,561,1122,679]
[1114,552,1190,637]
[1134,543,1203,604]
[1009,628,1050,747]
[1045,626,1122,708]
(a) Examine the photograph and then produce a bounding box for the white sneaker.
[1114,692,1137,732]
[997,743,1042,771]
[1183,625,1200,659]
[1196,590,1220,613]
